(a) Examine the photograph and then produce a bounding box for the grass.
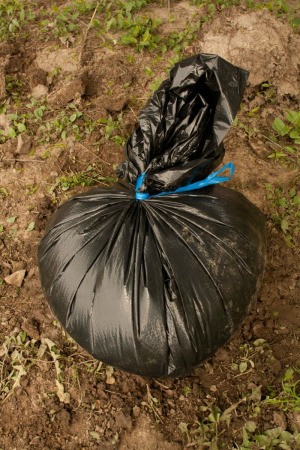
[178,365,300,449]
[266,367,300,412]
[0,0,35,41]
[49,165,116,194]
[1,0,298,49]
[266,111,300,164]
[264,110,300,248]
[0,327,116,405]
[266,183,300,248]
[0,331,37,402]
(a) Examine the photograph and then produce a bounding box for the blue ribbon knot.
[135,162,235,200]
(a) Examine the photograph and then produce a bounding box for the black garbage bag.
[38,54,266,378]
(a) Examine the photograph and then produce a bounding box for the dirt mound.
[194,9,300,96]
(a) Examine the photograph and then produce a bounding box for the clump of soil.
[194,9,300,96]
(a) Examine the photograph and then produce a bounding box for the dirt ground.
[0,1,299,449]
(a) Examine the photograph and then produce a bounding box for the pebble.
[114,411,132,429]
[294,412,300,432]
[132,405,140,418]
[165,389,174,398]
[4,269,26,287]
[47,78,85,107]
[16,134,32,155]
[31,84,49,98]
[273,411,287,430]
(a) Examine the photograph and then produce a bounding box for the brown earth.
[0,1,299,449]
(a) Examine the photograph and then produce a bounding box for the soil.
[0,1,299,449]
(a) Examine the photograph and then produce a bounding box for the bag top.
[117,53,249,196]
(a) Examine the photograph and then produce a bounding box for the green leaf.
[245,421,257,432]
[0,187,8,196]
[290,130,300,140]
[17,122,26,133]
[280,218,289,232]
[7,216,16,224]
[278,197,287,207]
[0,225,3,233]
[284,146,296,154]
[26,221,35,231]
[7,127,16,138]
[19,8,25,21]
[121,35,138,45]
[106,17,115,30]
[272,118,290,136]
[239,361,247,373]
[69,113,77,122]
[265,427,281,439]
[285,110,299,125]
[293,195,300,206]
[34,106,45,119]
[283,368,294,382]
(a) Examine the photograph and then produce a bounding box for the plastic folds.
[38,54,266,378]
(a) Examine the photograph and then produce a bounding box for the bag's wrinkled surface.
[38,54,266,378]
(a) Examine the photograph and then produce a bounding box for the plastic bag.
[38,54,266,378]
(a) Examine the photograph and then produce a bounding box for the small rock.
[4,269,26,287]
[0,42,13,57]
[214,348,231,362]
[17,134,32,155]
[132,405,140,418]
[252,321,264,338]
[28,268,36,278]
[267,357,281,374]
[273,411,287,430]
[115,411,132,429]
[249,140,270,160]
[103,96,128,113]
[277,326,289,335]
[26,65,47,89]
[165,389,174,398]
[0,113,12,134]
[293,412,300,432]
[47,78,85,106]
[21,318,40,340]
[12,261,26,272]
[6,54,24,74]
[31,84,49,99]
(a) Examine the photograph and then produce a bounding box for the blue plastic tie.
[135,162,235,200]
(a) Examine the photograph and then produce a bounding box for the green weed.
[40,0,101,42]
[49,165,116,194]
[0,331,36,401]
[266,368,300,412]
[38,108,83,142]
[0,0,34,41]
[166,20,201,55]
[266,182,300,247]
[106,12,161,52]
[178,365,300,448]
[0,112,27,142]
[273,112,300,142]
[5,76,24,101]
[261,111,299,165]
[239,425,300,449]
